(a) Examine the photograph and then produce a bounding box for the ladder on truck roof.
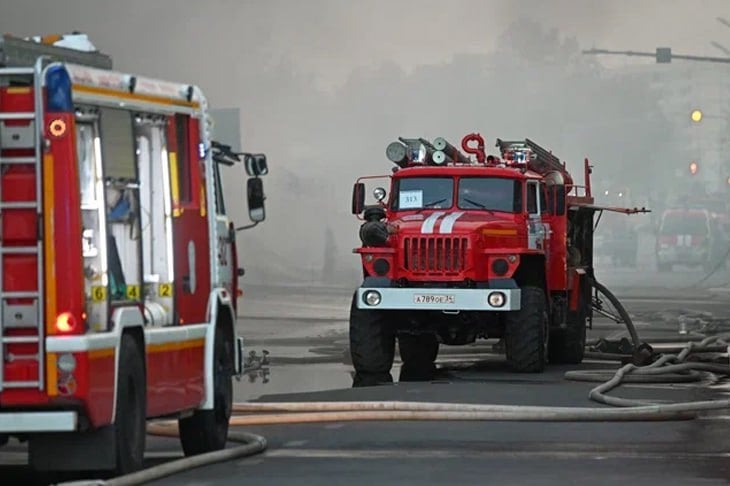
[0,60,46,391]
[0,34,112,70]
[496,138,565,174]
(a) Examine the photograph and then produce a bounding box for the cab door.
[211,161,235,300]
[168,115,210,325]
[526,180,548,251]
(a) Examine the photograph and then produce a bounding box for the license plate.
[413,294,455,305]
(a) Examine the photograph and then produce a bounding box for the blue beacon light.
[45,65,73,112]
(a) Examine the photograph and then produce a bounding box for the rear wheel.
[114,334,146,474]
[398,333,439,382]
[504,286,547,373]
[548,306,586,364]
[179,325,233,455]
[349,292,395,387]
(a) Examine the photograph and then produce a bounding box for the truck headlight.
[363,290,382,306]
[488,291,506,308]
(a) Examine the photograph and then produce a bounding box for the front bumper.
[0,411,77,433]
[356,287,521,311]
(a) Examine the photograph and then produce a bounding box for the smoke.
[1,0,729,287]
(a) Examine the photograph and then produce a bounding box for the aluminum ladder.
[0,59,45,392]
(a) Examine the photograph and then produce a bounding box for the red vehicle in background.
[655,208,725,272]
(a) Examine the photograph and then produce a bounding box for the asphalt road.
[3,266,730,485]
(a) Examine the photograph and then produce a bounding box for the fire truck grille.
[403,237,468,274]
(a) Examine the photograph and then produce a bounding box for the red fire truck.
[350,135,643,385]
[0,34,267,473]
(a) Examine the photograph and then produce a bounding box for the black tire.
[349,292,395,387]
[179,326,233,455]
[398,333,439,382]
[548,306,586,365]
[504,286,547,373]
[114,334,146,474]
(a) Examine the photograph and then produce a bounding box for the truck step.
[0,156,36,164]
[2,291,40,299]
[1,380,41,388]
[0,201,37,209]
[0,112,35,121]
[0,246,40,254]
[1,336,40,344]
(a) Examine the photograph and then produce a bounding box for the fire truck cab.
[0,34,267,473]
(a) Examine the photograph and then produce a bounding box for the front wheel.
[179,325,233,455]
[349,292,395,387]
[504,286,548,373]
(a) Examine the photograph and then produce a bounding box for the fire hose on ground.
[92,333,730,486]
[64,286,730,485]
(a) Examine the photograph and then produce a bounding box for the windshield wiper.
[462,197,487,209]
[462,197,495,214]
[416,198,447,213]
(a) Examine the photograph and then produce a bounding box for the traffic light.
[690,109,703,123]
[656,47,672,63]
[689,161,699,175]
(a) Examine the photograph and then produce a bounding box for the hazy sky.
[1,0,729,91]
[2,0,729,283]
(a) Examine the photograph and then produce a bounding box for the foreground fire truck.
[350,134,640,385]
[0,35,267,473]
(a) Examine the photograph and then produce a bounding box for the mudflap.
[29,425,117,471]
[234,336,244,377]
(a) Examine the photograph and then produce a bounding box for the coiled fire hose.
[565,334,730,407]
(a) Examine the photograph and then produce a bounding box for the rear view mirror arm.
[236,222,259,232]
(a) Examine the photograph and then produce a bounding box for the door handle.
[182,275,192,293]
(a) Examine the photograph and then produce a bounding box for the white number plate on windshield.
[413,294,455,305]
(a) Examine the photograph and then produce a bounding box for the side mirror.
[247,177,266,222]
[244,154,268,177]
[352,182,365,214]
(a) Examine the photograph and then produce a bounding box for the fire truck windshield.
[458,177,522,213]
[391,176,522,213]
